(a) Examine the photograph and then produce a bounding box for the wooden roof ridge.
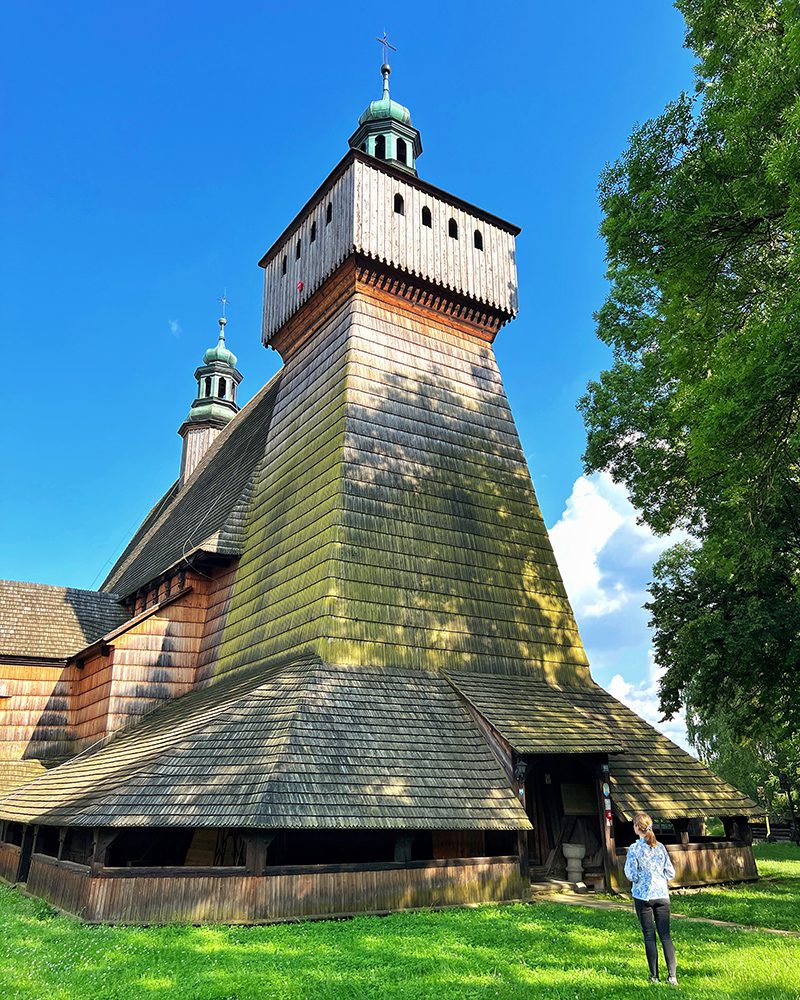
[0,579,127,660]
[103,370,284,598]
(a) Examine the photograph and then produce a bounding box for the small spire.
[381,63,391,100]
[217,315,227,345]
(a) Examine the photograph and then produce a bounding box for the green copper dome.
[349,62,422,177]
[203,317,237,367]
[358,66,412,126]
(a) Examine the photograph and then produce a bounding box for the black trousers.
[634,897,677,979]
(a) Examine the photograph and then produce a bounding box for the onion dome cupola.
[348,58,422,176]
[178,313,243,486]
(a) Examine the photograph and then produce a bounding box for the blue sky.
[1,2,695,743]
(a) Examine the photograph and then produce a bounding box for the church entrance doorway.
[525,755,605,885]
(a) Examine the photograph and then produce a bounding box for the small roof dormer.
[348,60,422,176]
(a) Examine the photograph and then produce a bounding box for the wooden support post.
[596,760,618,891]
[673,818,690,846]
[513,757,531,881]
[57,827,67,860]
[394,833,414,863]
[243,832,274,875]
[91,828,117,873]
[732,816,752,845]
[17,825,35,883]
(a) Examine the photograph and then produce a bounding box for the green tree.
[688,704,800,831]
[580,1,800,743]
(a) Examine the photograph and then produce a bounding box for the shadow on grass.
[0,888,798,1000]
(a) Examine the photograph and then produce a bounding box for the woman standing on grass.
[624,813,678,986]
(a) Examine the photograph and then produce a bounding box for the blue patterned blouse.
[624,837,676,900]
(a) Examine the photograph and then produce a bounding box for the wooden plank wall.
[261,155,519,344]
[70,575,211,747]
[0,661,71,759]
[194,565,238,686]
[0,843,21,882]
[614,842,758,888]
[262,163,355,343]
[352,158,518,317]
[25,855,527,924]
[212,299,352,676]
[106,581,208,733]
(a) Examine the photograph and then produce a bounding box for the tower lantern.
[178,312,243,486]
[348,45,422,175]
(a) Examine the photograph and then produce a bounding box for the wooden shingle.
[449,671,758,820]
[0,581,126,660]
[0,656,531,831]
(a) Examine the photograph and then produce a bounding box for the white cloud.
[168,319,181,336]
[549,471,685,620]
[609,652,690,753]
[549,472,691,752]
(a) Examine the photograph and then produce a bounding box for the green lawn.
[1,876,798,1000]
[664,843,800,931]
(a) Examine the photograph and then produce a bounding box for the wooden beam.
[243,832,275,875]
[596,759,618,891]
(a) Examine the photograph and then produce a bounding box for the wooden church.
[0,60,758,923]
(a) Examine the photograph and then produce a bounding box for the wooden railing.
[22,854,528,924]
[615,840,757,888]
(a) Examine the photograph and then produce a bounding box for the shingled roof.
[103,371,283,598]
[0,656,531,831]
[449,671,759,820]
[0,580,127,660]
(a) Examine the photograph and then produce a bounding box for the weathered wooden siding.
[261,156,518,344]
[615,842,758,888]
[262,165,355,343]
[325,290,589,680]
[106,583,207,732]
[70,579,210,747]
[352,158,517,316]
[194,565,238,686]
[0,661,71,759]
[25,854,527,924]
[213,299,352,676]
[26,855,92,916]
[180,424,222,486]
[215,285,589,683]
[0,842,21,882]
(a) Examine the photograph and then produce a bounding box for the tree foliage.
[580,1,800,742]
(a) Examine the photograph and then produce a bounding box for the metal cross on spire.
[218,290,230,318]
[375,31,396,65]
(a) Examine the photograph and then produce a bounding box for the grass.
[664,843,800,931]
[1,870,799,1000]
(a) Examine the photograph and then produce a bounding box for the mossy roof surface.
[448,671,759,820]
[0,656,531,831]
[0,580,126,660]
[103,372,283,598]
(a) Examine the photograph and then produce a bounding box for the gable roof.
[448,671,759,820]
[103,371,283,598]
[0,580,127,660]
[0,656,530,831]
